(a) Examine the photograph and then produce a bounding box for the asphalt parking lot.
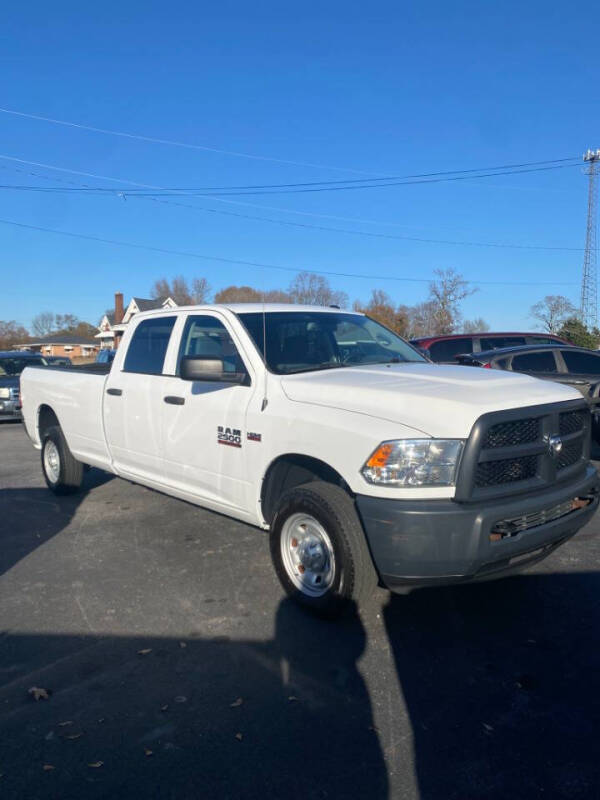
[2,422,600,799]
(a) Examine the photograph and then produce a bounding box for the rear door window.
[561,350,600,374]
[123,317,176,374]
[480,336,527,350]
[511,351,558,372]
[428,338,474,362]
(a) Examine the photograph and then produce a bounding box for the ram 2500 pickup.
[21,304,599,613]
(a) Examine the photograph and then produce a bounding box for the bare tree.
[407,301,438,338]
[0,320,29,349]
[31,312,56,337]
[54,313,80,332]
[530,295,576,333]
[150,275,212,305]
[288,272,348,307]
[427,269,476,335]
[214,285,291,303]
[463,317,490,333]
[191,277,212,304]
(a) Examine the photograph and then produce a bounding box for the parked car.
[44,355,72,367]
[456,343,600,435]
[410,332,571,363]
[96,348,116,364]
[0,351,46,421]
[20,305,599,615]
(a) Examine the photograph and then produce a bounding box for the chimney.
[114,292,124,325]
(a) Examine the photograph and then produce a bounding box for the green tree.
[556,317,600,349]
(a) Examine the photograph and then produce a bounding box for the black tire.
[41,424,84,495]
[270,481,378,616]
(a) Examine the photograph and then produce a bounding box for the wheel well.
[38,405,60,441]
[261,454,351,524]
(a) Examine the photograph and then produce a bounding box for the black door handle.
[107,388,122,396]
[164,396,185,405]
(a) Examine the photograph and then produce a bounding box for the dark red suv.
[410,332,571,363]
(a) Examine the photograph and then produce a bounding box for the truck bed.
[21,362,112,469]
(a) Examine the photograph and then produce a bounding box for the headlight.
[0,388,10,399]
[361,439,464,487]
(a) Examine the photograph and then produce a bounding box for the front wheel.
[41,425,84,495]
[270,481,378,616]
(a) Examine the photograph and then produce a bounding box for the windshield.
[0,356,44,376]
[238,311,425,374]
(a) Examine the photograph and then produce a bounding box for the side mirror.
[180,356,248,384]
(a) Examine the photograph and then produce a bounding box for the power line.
[0,216,578,286]
[0,107,381,176]
[0,162,583,199]
[0,153,577,231]
[145,163,582,196]
[0,173,590,252]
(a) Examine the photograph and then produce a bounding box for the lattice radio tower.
[580,149,600,328]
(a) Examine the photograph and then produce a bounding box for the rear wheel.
[41,425,84,495]
[270,481,378,616]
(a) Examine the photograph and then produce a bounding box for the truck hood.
[280,363,582,438]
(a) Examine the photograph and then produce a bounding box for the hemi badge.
[247,432,262,442]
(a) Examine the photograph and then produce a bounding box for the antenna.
[580,149,600,328]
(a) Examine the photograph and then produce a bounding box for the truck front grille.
[475,455,538,487]
[559,410,585,436]
[455,400,591,501]
[482,418,540,449]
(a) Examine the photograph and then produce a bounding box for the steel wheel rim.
[44,440,60,484]
[280,512,336,597]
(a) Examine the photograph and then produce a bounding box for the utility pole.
[580,149,600,329]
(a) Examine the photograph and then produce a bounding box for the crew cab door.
[160,312,256,513]
[104,315,177,481]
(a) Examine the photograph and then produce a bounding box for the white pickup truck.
[21,304,599,614]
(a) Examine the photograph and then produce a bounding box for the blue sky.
[0,0,598,331]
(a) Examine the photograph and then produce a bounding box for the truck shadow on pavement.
[0,598,388,800]
[383,572,600,799]
[1,475,599,800]
[0,469,114,579]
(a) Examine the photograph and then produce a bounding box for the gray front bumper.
[356,465,599,591]
[0,399,21,420]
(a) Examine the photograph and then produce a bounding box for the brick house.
[96,293,177,349]
[19,334,99,359]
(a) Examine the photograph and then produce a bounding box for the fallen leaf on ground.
[64,733,83,740]
[174,696,187,704]
[160,704,169,712]
[88,761,104,768]
[144,748,153,757]
[43,765,55,771]
[229,697,243,708]
[482,723,494,733]
[137,649,152,656]
[179,642,187,648]
[28,687,50,701]
[58,721,73,727]
[287,696,298,702]
[235,732,243,741]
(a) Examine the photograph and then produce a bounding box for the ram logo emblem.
[544,434,563,457]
